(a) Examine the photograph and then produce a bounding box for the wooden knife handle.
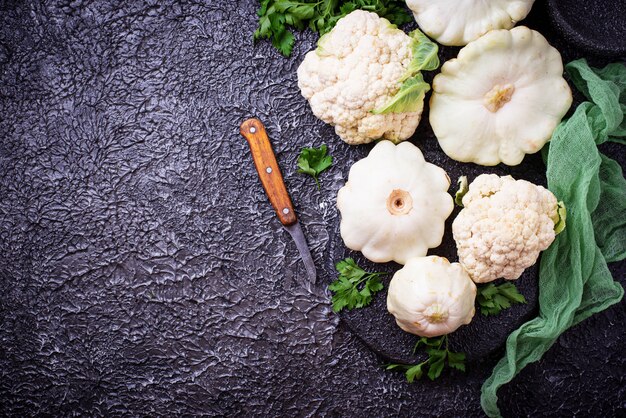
[240,118,297,226]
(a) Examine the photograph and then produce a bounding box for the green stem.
[354,272,382,287]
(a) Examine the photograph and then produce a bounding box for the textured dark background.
[1,0,624,416]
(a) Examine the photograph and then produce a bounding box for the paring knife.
[240,118,317,284]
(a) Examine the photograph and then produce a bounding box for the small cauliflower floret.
[387,256,477,337]
[297,10,438,145]
[453,174,564,283]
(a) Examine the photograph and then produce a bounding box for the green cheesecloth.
[480,59,626,417]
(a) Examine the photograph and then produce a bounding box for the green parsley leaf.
[386,335,466,382]
[412,336,441,353]
[476,282,527,316]
[447,351,466,372]
[427,354,445,380]
[254,0,413,56]
[272,28,295,56]
[328,258,386,313]
[405,363,423,383]
[297,144,332,189]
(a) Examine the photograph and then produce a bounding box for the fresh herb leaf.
[455,175,468,207]
[476,282,527,316]
[427,351,446,380]
[386,335,466,382]
[412,336,442,352]
[446,351,466,372]
[328,258,386,313]
[297,144,332,189]
[254,0,413,56]
[405,363,424,382]
[272,29,295,56]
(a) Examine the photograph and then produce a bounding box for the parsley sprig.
[297,144,332,189]
[254,0,413,56]
[328,258,386,313]
[386,335,466,381]
[476,282,527,316]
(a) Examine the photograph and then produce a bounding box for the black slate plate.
[322,6,580,365]
[548,0,626,57]
[325,105,546,364]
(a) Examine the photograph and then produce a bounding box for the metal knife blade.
[284,222,317,284]
[240,118,317,285]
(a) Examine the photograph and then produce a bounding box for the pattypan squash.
[430,26,572,166]
[406,0,535,46]
[337,140,453,264]
[387,256,477,337]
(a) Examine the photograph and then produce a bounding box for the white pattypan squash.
[430,26,572,166]
[337,140,453,264]
[387,256,477,337]
[406,0,535,46]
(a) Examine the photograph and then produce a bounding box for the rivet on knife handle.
[240,118,297,226]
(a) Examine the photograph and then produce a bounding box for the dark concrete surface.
[0,0,624,416]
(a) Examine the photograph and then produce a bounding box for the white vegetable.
[297,10,439,145]
[430,26,572,166]
[453,174,563,284]
[406,0,535,46]
[337,140,453,264]
[387,256,476,337]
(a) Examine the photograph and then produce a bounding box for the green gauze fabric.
[480,59,626,417]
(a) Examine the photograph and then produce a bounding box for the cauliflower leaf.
[372,73,430,114]
[554,201,567,234]
[455,176,469,207]
[403,29,440,78]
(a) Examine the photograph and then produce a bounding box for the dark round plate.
[548,0,626,57]
[325,122,545,363]
[319,27,570,363]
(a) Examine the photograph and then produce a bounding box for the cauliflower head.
[297,10,438,145]
[452,174,563,283]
